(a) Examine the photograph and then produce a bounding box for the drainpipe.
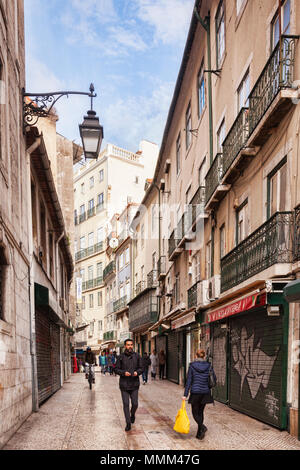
[56,231,65,387]
[194,7,214,165]
[26,137,41,412]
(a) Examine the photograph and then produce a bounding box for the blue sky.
[25,0,195,153]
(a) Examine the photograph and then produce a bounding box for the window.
[125,247,130,264]
[220,224,226,259]
[89,294,94,308]
[97,227,104,243]
[97,193,104,210]
[98,320,103,331]
[89,322,94,336]
[199,158,206,186]
[80,236,85,250]
[217,119,226,153]
[88,232,94,248]
[82,296,85,310]
[198,62,205,117]
[120,253,124,269]
[88,266,93,281]
[216,1,225,68]
[98,291,103,307]
[267,157,287,218]
[236,199,249,245]
[152,205,158,237]
[237,69,250,112]
[89,176,94,188]
[152,252,157,270]
[271,0,290,51]
[99,169,104,182]
[174,274,180,304]
[81,183,85,195]
[97,262,103,278]
[176,134,181,175]
[88,199,94,210]
[80,268,85,282]
[185,102,192,150]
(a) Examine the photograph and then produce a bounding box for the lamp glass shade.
[79,110,103,159]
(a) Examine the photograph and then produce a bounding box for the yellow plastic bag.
[173,400,190,434]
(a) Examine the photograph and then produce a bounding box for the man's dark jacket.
[84,350,96,365]
[115,351,143,391]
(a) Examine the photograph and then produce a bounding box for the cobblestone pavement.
[3,370,300,451]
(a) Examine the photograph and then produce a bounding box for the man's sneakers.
[125,423,131,432]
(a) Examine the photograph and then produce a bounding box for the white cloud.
[103,81,174,150]
[136,0,195,45]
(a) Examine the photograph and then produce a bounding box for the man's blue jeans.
[142,368,149,383]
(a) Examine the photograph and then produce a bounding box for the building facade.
[73,141,158,357]
[134,0,300,437]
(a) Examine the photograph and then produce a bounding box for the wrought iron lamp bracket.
[204,69,222,77]
[22,83,97,133]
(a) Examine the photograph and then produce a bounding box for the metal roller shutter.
[36,310,52,404]
[167,331,179,383]
[36,309,61,405]
[212,322,228,404]
[229,307,284,428]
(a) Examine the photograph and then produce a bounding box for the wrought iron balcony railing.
[128,292,158,331]
[103,330,117,341]
[75,242,104,262]
[248,35,298,138]
[205,153,223,205]
[87,207,95,218]
[294,205,300,262]
[113,295,128,313]
[221,211,294,292]
[103,260,116,281]
[188,281,199,308]
[96,203,105,213]
[147,269,158,288]
[222,107,249,177]
[82,276,104,291]
[79,212,86,224]
[168,229,180,259]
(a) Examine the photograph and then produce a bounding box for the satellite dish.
[109,238,119,249]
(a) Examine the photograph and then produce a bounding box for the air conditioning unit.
[197,280,210,307]
[207,275,221,301]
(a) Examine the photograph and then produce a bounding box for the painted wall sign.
[206,293,266,323]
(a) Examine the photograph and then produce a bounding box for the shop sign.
[171,312,195,330]
[206,293,266,323]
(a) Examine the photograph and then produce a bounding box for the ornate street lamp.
[22,83,103,159]
[79,85,103,160]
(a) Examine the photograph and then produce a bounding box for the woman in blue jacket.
[182,349,216,440]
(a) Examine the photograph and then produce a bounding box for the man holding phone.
[115,338,143,431]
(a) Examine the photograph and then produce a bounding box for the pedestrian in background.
[115,339,143,432]
[141,352,151,385]
[158,350,166,380]
[150,350,158,380]
[182,349,216,440]
[107,350,114,375]
[99,351,108,375]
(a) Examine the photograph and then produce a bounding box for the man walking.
[115,339,143,431]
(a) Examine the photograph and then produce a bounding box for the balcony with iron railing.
[87,207,95,219]
[221,212,294,293]
[82,276,104,292]
[103,330,117,341]
[188,281,200,309]
[113,295,128,313]
[103,260,116,281]
[205,35,299,211]
[75,242,104,262]
[247,35,299,147]
[79,212,86,224]
[128,292,158,331]
[147,269,158,289]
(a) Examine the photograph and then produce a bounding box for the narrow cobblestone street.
[3,370,300,451]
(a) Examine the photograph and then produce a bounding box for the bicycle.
[87,363,94,390]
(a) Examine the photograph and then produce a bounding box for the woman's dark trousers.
[191,402,206,434]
